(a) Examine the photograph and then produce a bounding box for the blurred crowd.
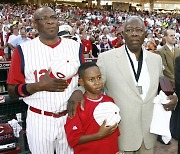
[0,2,180,61]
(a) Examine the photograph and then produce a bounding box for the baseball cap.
[93,101,121,126]
[50,55,79,80]
[58,24,73,37]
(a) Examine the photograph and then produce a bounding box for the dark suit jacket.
[174,56,180,139]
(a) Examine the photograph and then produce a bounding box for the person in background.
[146,39,157,53]
[5,24,20,59]
[81,32,93,58]
[100,35,113,53]
[112,32,124,48]
[11,27,31,47]
[157,28,180,88]
[27,28,38,39]
[89,37,100,58]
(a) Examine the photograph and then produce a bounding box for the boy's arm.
[77,120,118,145]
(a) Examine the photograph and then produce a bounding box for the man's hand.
[97,120,118,139]
[67,90,84,118]
[37,70,68,92]
[163,95,178,111]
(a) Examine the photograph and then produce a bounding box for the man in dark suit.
[175,56,180,153]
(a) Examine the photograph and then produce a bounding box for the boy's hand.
[97,120,118,139]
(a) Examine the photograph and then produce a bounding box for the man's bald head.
[124,16,145,30]
[34,6,54,20]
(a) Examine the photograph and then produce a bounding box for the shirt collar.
[125,45,147,61]
[166,43,174,51]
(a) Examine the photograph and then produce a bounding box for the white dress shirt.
[125,46,150,100]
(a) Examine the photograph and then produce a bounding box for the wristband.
[22,84,31,96]
[15,84,31,97]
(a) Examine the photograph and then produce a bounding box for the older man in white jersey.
[7,6,83,154]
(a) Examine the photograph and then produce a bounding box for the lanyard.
[125,46,143,83]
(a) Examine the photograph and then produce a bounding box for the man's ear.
[144,27,148,37]
[78,78,84,87]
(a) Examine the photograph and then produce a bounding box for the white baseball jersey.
[19,37,81,112]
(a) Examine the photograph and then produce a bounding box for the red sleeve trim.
[18,84,24,96]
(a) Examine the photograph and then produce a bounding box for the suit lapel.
[114,46,141,98]
[144,52,156,102]
[164,45,173,58]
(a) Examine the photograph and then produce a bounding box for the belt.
[29,106,67,118]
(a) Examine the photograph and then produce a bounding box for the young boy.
[64,62,120,154]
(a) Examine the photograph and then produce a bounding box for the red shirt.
[0,50,5,56]
[94,19,99,26]
[65,94,120,154]
[112,38,123,48]
[81,39,92,54]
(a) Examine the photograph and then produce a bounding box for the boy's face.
[79,66,103,98]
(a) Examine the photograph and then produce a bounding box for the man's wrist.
[15,84,31,97]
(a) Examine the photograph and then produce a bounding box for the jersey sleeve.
[7,47,25,85]
[64,104,83,148]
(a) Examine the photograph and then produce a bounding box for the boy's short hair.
[78,62,98,78]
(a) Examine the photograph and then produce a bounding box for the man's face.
[102,36,108,43]
[34,8,59,39]
[165,29,176,45]
[20,29,26,38]
[12,25,19,34]
[123,18,146,52]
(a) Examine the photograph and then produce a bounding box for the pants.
[170,101,180,140]
[122,142,154,154]
[26,109,73,154]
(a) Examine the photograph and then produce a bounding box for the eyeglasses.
[125,28,144,35]
[35,15,58,23]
